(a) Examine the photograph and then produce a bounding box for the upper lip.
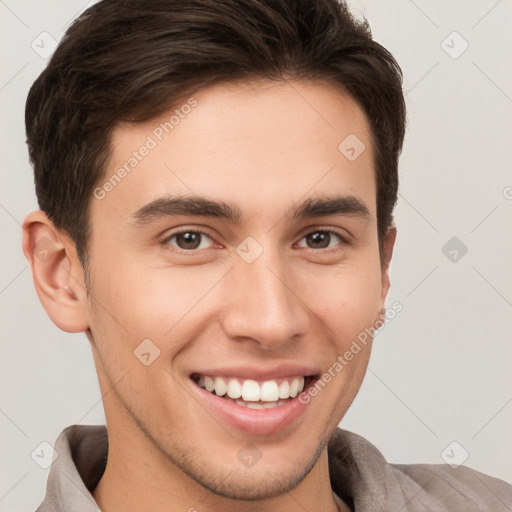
[190,364,320,381]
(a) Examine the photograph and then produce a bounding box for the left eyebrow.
[129,193,372,227]
[291,195,371,221]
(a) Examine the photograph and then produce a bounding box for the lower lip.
[189,379,312,436]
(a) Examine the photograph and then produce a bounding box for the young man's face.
[65,80,393,498]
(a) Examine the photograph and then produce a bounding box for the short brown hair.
[25,0,406,275]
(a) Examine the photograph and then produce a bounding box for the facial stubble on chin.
[111,385,334,502]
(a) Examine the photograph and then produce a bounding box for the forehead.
[92,79,376,227]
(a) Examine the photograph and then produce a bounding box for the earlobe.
[22,210,90,333]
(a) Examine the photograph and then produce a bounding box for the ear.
[378,225,397,315]
[21,210,90,333]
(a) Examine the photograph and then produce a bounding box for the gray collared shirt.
[36,424,512,511]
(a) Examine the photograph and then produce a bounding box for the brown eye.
[298,230,344,250]
[164,230,213,251]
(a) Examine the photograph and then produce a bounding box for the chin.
[190,450,321,501]
[163,423,330,501]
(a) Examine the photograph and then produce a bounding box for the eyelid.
[159,225,351,253]
[294,227,349,250]
[296,225,351,244]
[159,227,218,251]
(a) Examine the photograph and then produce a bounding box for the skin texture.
[22,79,395,512]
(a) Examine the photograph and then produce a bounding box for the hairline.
[77,75,390,282]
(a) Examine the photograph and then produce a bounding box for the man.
[21,0,511,510]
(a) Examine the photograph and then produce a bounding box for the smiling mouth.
[190,373,318,409]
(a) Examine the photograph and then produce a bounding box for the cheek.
[300,261,383,339]
[86,265,187,415]
[90,250,200,328]
[88,243,383,368]
[88,259,225,368]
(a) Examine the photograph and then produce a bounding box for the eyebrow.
[130,194,371,226]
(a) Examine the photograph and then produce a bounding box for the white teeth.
[227,378,242,399]
[204,376,215,392]
[289,377,299,398]
[235,399,289,409]
[214,376,227,397]
[241,379,260,401]
[260,380,279,401]
[196,374,308,402]
[278,380,290,399]
[246,402,265,409]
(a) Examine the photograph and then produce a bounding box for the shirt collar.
[37,424,389,512]
[37,424,107,512]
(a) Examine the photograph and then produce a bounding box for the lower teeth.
[224,395,290,409]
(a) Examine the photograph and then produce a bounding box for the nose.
[220,247,310,349]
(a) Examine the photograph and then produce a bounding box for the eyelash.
[160,227,349,254]
[160,228,215,253]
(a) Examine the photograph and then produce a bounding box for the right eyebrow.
[131,196,242,226]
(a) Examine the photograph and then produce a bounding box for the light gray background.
[1,0,511,510]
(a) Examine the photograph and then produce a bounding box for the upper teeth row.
[198,375,305,401]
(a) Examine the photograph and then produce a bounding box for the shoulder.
[328,428,512,511]
[391,461,512,511]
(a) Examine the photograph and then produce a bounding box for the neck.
[89,344,351,512]
[92,421,350,512]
